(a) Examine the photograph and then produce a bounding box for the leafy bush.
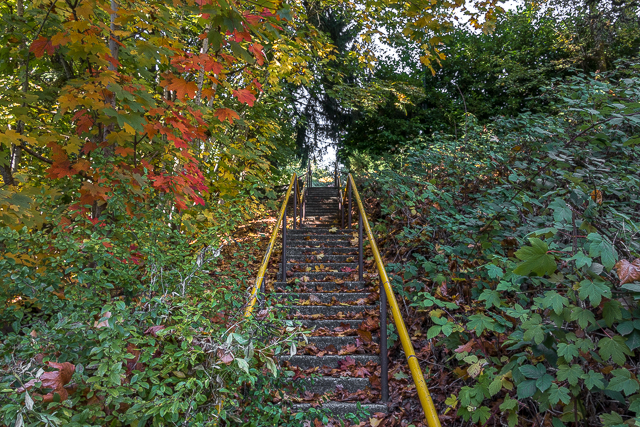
[351,62,640,426]
[0,185,303,426]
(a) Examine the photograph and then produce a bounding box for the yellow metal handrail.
[244,173,297,317]
[346,173,442,427]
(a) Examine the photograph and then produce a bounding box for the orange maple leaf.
[161,76,198,100]
[214,108,240,124]
[30,36,55,58]
[233,89,256,106]
[115,146,135,157]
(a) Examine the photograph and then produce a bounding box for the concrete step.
[289,229,353,235]
[297,319,376,330]
[288,241,354,248]
[305,335,380,350]
[289,305,377,316]
[286,271,355,280]
[288,254,356,262]
[294,377,375,394]
[274,292,371,304]
[284,262,358,270]
[275,281,370,292]
[283,354,379,369]
[288,235,352,242]
[287,247,358,255]
[292,402,387,418]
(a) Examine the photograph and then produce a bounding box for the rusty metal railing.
[340,173,442,427]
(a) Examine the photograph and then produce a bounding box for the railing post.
[282,208,287,281]
[348,178,352,229]
[380,279,389,403]
[359,212,363,282]
[293,177,298,230]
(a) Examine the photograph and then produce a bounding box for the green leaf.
[548,384,571,405]
[479,289,502,309]
[471,406,491,424]
[556,364,583,386]
[467,314,496,336]
[517,379,537,399]
[567,251,592,269]
[607,369,640,396]
[600,412,624,427]
[486,264,504,279]
[427,325,441,339]
[541,290,569,315]
[536,374,553,392]
[236,358,250,374]
[581,370,605,390]
[488,376,502,396]
[598,336,634,366]
[617,321,636,336]
[570,307,597,328]
[626,331,640,351]
[513,238,557,276]
[557,343,579,362]
[520,364,545,379]
[602,300,622,327]
[500,395,518,411]
[587,233,618,271]
[578,278,612,306]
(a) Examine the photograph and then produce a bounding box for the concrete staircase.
[276,186,387,419]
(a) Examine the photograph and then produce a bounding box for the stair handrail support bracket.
[347,174,442,427]
[244,173,297,318]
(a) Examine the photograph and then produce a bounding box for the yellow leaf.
[123,123,136,135]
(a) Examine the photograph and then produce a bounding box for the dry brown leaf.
[615,259,640,285]
[94,311,111,328]
[356,329,373,343]
[370,418,382,427]
[17,361,75,403]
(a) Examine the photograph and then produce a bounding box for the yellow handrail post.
[347,174,442,427]
[244,173,297,318]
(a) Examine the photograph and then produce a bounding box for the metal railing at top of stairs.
[340,173,442,427]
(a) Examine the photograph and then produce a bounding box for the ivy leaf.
[581,370,605,390]
[607,369,640,396]
[598,336,633,366]
[548,384,571,405]
[599,412,624,427]
[513,238,557,276]
[541,290,569,315]
[556,364,583,386]
[578,278,611,306]
[485,264,504,279]
[602,300,622,327]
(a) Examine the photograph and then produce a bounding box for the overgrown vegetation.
[351,61,640,426]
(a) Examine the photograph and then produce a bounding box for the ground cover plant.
[348,61,640,426]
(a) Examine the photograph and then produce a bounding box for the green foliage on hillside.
[350,62,640,425]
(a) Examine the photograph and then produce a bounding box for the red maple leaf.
[233,88,256,106]
[115,146,135,157]
[214,108,240,123]
[248,43,265,66]
[30,36,55,58]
